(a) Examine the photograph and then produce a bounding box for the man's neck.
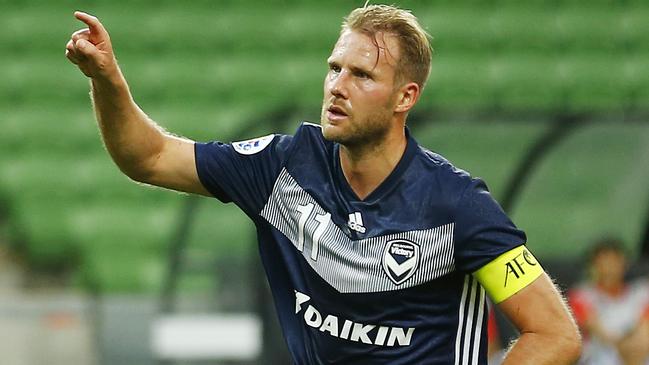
[339,128,407,200]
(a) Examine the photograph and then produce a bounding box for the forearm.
[496,273,582,365]
[502,331,581,365]
[90,67,167,181]
[67,12,204,193]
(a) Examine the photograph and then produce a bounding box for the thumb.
[75,39,98,58]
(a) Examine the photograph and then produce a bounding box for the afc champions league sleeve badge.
[382,239,421,285]
[232,134,275,155]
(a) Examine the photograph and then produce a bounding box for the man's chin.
[320,123,343,142]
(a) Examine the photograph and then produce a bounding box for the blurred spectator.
[569,237,649,365]
[487,305,506,365]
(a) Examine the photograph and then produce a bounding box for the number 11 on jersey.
[296,203,331,261]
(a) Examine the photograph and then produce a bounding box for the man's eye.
[330,65,341,73]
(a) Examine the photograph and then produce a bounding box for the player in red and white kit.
[570,237,649,365]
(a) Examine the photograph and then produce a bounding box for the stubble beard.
[320,102,392,148]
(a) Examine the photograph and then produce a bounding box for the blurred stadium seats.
[0,0,648,310]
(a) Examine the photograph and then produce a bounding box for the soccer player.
[65,4,581,364]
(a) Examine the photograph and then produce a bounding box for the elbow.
[111,150,162,185]
[104,132,167,185]
[534,322,582,363]
[565,311,584,362]
[560,326,583,363]
[122,165,156,185]
[116,160,157,185]
[125,170,151,184]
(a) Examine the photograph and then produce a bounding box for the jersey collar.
[333,127,418,204]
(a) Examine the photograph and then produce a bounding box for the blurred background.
[1,0,648,364]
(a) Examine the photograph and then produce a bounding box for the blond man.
[66,4,581,364]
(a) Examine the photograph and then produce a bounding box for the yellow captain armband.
[473,245,544,304]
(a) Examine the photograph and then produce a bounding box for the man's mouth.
[326,105,349,121]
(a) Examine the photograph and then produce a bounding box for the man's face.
[320,29,401,146]
[591,249,626,286]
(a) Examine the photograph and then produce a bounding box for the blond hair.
[342,4,433,89]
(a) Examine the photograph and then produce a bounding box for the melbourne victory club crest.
[382,239,420,285]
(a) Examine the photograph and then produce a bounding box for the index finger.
[74,11,107,37]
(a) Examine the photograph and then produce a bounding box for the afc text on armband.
[503,249,538,288]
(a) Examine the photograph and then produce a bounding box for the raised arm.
[65,11,210,196]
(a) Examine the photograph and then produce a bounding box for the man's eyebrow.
[349,64,375,77]
[326,59,376,77]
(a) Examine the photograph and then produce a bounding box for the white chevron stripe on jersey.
[260,168,456,293]
[454,275,486,365]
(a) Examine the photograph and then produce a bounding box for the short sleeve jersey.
[195,123,526,365]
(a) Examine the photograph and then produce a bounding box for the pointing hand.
[65,11,117,79]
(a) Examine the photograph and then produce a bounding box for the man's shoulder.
[300,121,322,130]
[294,121,323,139]
[289,121,331,151]
[236,122,321,159]
[412,144,473,188]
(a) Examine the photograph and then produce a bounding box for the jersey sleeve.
[194,133,293,217]
[454,178,527,273]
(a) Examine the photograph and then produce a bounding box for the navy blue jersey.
[195,123,526,364]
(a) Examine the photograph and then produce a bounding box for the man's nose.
[329,71,349,99]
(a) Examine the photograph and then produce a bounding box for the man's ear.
[394,82,420,113]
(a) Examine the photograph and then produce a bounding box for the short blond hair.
[342,4,432,89]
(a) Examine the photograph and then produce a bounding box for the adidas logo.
[347,212,366,233]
